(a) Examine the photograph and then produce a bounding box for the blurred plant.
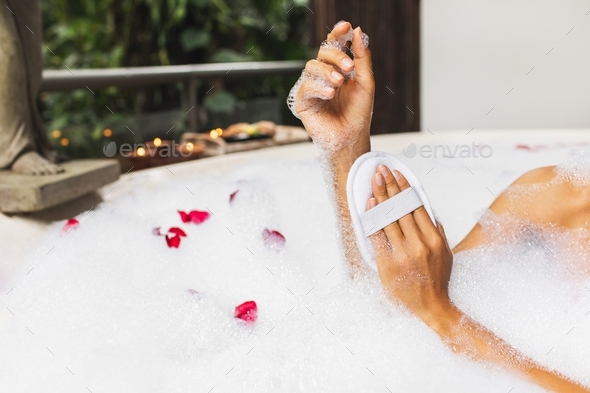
[40,0,309,158]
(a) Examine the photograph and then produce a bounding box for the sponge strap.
[359,187,423,237]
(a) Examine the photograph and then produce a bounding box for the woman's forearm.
[433,304,588,393]
[321,137,371,274]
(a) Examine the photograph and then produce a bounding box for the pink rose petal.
[516,144,531,151]
[262,228,286,251]
[235,300,257,323]
[153,227,162,236]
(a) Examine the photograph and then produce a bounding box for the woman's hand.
[366,166,590,393]
[293,21,375,153]
[367,165,455,325]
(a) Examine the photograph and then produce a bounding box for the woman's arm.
[293,21,374,273]
[292,19,586,393]
[367,166,588,393]
[327,138,372,272]
[436,305,587,392]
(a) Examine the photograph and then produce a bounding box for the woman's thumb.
[351,26,374,83]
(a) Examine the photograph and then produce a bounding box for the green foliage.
[203,89,236,113]
[40,0,309,158]
[180,29,211,51]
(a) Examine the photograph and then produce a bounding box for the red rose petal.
[516,144,531,151]
[262,228,286,250]
[179,210,210,224]
[229,190,239,203]
[235,300,257,323]
[178,211,190,223]
[188,210,210,224]
[62,218,79,233]
[156,227,187,248]
[168,227,187,237]
[165,234,181,248]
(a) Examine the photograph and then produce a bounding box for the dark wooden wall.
[309,0,420,134]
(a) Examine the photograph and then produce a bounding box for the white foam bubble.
[0,158,556,393]
[361,33,369,48]
[286,73,305,119]
[450,211,590,385]
[555,150,590,186]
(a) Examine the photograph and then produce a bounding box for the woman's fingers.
[351,26,373,83]
[297,79,334,101]
[371,171,404,246]
[320,21,356,75]
[326,20,352,46]
[319,25,372,78]
[318,22,374,94]
[377,166,420,240]
[317,47,355,74]
[389,168,449,255]
[305,59,346,86]
[296,58,348,102]
[368,167,453,286]
[389,169,440,243]
[367,197,396,273]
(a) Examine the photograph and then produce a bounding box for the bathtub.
[3,129,587,275]
[1,129,589,392]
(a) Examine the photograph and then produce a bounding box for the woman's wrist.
[418,299,462,340]
[332,133,371,167]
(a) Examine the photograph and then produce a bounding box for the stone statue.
[0,0,63,175]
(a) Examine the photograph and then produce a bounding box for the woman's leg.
[453,165,588,253]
